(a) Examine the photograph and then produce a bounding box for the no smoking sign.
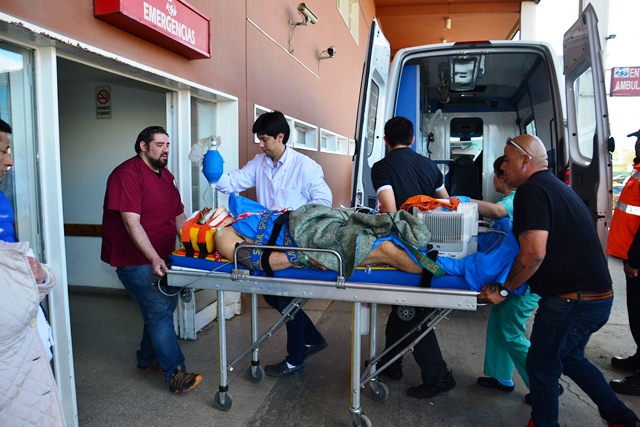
[96,86,111,119]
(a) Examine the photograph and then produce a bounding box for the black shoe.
[477,377,514,392]
[303,340,328,361]
[610,372,640,396]
[406,371,456,399]
[364,359,403,380]
[525,384,564,404]
[612,355,640,372]
[265,360,304,377]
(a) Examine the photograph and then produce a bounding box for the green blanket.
[289,205,431,277]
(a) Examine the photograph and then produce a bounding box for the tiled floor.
[69,256,640,427]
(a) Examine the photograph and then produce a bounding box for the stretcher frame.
[166,245,479,427]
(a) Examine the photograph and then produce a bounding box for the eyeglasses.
[506,137,531,158]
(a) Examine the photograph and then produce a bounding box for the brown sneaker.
[137,359,163,373]
[169,367,202,393]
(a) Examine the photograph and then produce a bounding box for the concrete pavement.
[70,255,640,426]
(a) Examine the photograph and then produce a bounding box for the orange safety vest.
[607,164,640,259]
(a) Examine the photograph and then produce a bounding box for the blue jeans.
[116,265,185,383]
[527,294,637,427]
[263,295,324,366]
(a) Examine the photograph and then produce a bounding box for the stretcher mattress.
[169,248,470,289]
[169,217,527,294]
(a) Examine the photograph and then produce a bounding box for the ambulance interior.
[395,48,559,204]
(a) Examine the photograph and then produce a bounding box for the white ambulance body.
[353,4,612,248]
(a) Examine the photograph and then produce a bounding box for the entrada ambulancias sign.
[610,67,640,96]
[94,0,210,59]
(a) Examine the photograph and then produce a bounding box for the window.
[574,67,595,160]
[254,105,272,144]
[254,105,318,151]
[524,120,537,136]
[291,118,318,151]
[349,138,356,156]
[320,129,349,155]
[337,0,359,44]
[365,81,380,157]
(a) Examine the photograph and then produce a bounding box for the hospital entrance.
[55,57,240,419]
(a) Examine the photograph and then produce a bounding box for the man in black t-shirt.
[370,116,454,399]
[479,134,639,427]
[371,119,448,212]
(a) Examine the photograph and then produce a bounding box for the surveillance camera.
[327,46,336,57]
[298,3,318,25]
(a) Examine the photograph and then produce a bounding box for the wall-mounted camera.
[290,3,318,26]
[318,46,337,61]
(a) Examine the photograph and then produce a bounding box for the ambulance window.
[524,120,537,135]
[517,91,535,135]
[366,81,380,157]
[573,67,595,160]
[449,117,483,161]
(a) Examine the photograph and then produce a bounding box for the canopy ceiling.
[374,0,535,54]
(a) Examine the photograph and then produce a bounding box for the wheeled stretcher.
[165,245,482,427]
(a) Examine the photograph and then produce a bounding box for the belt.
[555,289,613,301]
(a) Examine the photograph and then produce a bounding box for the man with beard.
[608,129,640,395]
[101,126,202,393]
[216,111,332,377]
[479,134,639,427]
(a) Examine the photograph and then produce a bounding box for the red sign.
[610,67,640,96]
[94,0,210,60]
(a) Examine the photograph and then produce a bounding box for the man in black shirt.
[479,134,639,427]
[370,116,454,399]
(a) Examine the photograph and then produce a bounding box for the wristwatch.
[497,284,509,298]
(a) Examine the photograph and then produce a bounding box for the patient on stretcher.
[180,194,526,294]
[205,194,434,276]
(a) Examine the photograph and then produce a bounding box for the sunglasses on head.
[506,137,531,158]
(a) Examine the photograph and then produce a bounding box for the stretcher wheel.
[396,305,416,321]
[247,366,264,383]
[369,381,389,402]
[352,414,372,427]
[214,391,233,411]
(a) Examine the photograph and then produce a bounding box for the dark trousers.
[263,295,324,367]
[528,296,636,427]
[383,305,449,385]
[626,270,640,353]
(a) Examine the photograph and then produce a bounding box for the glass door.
[0,41,41,259]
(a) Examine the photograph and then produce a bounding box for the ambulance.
[353,4,612,249]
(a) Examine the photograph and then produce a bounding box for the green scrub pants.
[483,286,540,388]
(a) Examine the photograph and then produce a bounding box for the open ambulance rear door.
[563,3,613,249]
[351,18,390,209]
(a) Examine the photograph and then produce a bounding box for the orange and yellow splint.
[180,206,230,258]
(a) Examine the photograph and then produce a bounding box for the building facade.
[1,1,375,423]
